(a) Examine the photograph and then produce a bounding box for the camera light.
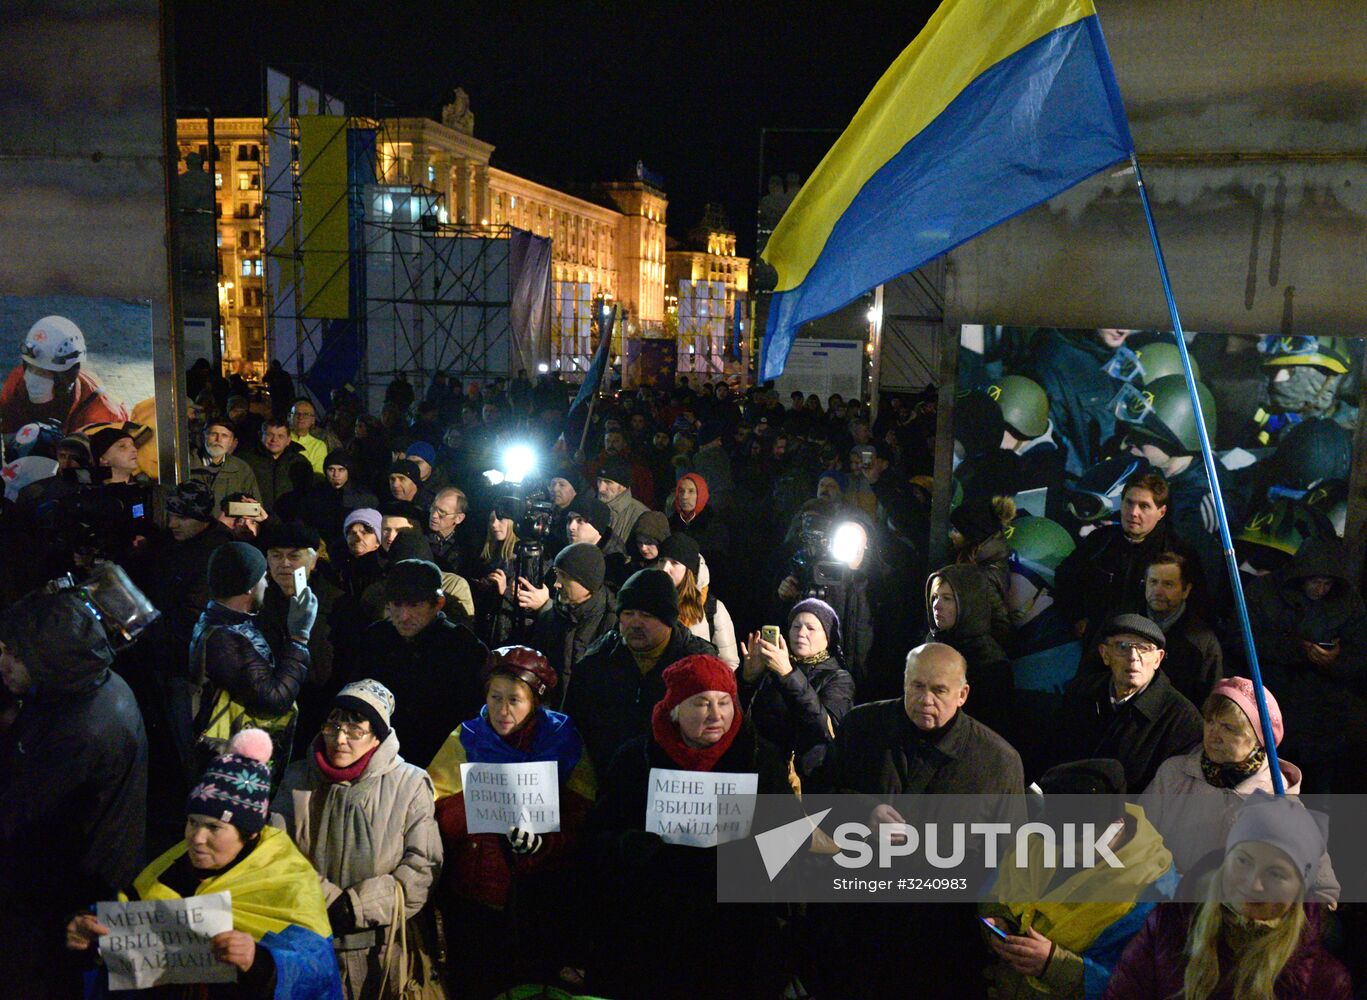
[502,444,536,485]
[482,469,506,486]
[830,521,866,566]
[537,362,549,373]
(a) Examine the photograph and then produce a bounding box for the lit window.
[428,164,436,184]
[241,258,251,276]
[214,172,223,189]
[254,259,263,277]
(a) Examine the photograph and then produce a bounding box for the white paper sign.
[460,760,562,834]
[645,768,759,847]
[97,891,234,990]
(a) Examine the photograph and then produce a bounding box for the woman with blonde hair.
[656,532,738,667]
[1104,793,1350,999]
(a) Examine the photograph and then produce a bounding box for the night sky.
[174,1,940,257]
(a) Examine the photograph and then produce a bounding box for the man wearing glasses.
[425,486,471,576]
[1055,613,1201,790]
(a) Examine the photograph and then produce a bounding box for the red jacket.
[1103,902,1351,1000]
[0,365,129,433]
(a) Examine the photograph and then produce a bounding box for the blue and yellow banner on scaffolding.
[298,115,350,319]
[760,0,1134,379]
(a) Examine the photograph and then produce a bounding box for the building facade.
[178,94,668,380]
[665,205,750,382]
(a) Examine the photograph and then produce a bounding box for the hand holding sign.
[646,768,759,848]
[96,892,234,990]
[460,761,561,835]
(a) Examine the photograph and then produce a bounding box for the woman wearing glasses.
[271,679,443,1000]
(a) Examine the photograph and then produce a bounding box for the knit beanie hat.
[1226,791,1329,887]
[323,449,353,472]
[598,455,634,489]
[658,654,738,715]
[186,729,273,834]
[257,519,321,552]
[657,532,701,580]
[388,459,421,486]
[405,441,436,467]
[166,480,216,522]
[554,541,606,593]
[788,597,842,656]
[334,678,394,742]
[633,510,671,545]
[950,497,1001,547]
[386,529,436,564]
[89,426,134,463]
[818,469,848,492]
[1209,677,1284,747]
[567,493,612,539]
[208,541,268,599]
[343,507,382,540]
[618,568,679,626]
[385,558,444,603]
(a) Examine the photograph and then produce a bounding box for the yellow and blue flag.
[760,0,1134,379]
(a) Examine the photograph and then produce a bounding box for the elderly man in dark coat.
[1055,613,1202,791]
[814,642,1023,1000]
[0,590,148,998]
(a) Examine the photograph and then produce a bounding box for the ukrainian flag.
[761,0,1134,379]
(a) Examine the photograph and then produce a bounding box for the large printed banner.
[97,892,234,990]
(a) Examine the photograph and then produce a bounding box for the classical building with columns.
[665,205,751,381]
[178,89,667,375]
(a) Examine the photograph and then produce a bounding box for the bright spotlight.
[502,444,536,485]
[830,521,867,567]
[482,469,506,486]
[537,362,549,374]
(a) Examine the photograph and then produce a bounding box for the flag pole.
[1129,152,1285,793]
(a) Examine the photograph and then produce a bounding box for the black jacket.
[586,719,792,1000]
[144,521,234,676]
[241,440,314,512]
[1056,667,1202,790]
[1054,519,1195,640]
[0,593,148,994]
[739,653,855,781]
[360,613,489,768]
[562,623,717,773]
[1155,607,1223,708]
[926,563,1014,739]
[256,574,344,758]
[531,588,616,700]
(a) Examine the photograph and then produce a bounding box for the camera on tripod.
[486,443,556,633]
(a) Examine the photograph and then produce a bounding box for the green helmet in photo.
[986,375,1050,440]
[1003,516,1075,589]
[1115,374,1216,455]
[1258,335,1351,375]
[1134,341,1200,385]
[1267,417,1353,491]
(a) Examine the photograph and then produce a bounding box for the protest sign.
[646,768,759,847]
[460,760,561,834]
[97,891,234,990]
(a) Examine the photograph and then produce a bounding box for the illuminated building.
[665,205,751,382]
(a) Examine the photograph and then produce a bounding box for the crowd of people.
[0,362,1363,998]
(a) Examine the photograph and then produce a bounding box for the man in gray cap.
[187,540,318,780]
[1055,612,1202,790]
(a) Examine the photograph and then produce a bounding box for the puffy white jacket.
[689,556,739,668]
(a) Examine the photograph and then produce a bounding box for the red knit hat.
[1210,677,1283,747]
[659,654,737,715]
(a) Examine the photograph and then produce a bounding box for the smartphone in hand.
[980,916,1011,940]
[761,625,781,646]
[292,565,308,596]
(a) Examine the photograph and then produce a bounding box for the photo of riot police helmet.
[1004,515,1075,590]
[1114,374,1216,456]
[1264,417,1352,493]
[987,374,1049,440]
[1103,340,1201,387]
[1258,335,1353,418]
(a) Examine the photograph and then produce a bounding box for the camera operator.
[773,503,877,694]
[0,588,148,998]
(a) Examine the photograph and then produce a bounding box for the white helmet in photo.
[22,316,87,372]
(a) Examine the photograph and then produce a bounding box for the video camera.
[33,479,163,567]
[790,510,851,598]
[487,443,554,634]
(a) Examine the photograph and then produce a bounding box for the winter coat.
[0,364,128,434]
[1054,519,1196,641]
[1139,749,1338,904]
[600,487,650,558]
[271,730,441,994]
[256,574,346,760]
[776,567,876,695]
[739,651,854,781]
[1102,901,1351,1000]
[189,452,262,508]
[531,587,616,700]
[428,707,596,909]
[190,601,310,774]
[1246,535,1367,758]
[826,699,1024,800]
[241,439,315,512]
[0,592,148,996]
[359,614,488,768]
[1024,329,1125,478]
[586,718,793,1000]
[145,521,235,674]
[926,563,1015,742]
[668,504,731,570]
[1153,606,1223,708]
[562,623,717,772]
[1056,669,1202,792]
[686,557,739,668]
